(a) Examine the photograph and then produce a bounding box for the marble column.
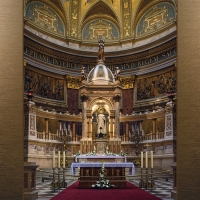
[88,117,92,138]
[152,118,157,140]
[24,101,37,140]
[110,116,114,138]
[126,122,129,141]
[139,120,144,136]
[58,120,62,132]
[45,118,49,140]
[81,95,88,138]
[113,95,121,138]
[165,101,175,139]
[72,122,75,141]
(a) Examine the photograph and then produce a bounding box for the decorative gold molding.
[122,0,132,38]
[65,74,82,89]
[119,75,136,89]
[70,0,80,38]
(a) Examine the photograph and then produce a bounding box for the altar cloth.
[70,162,135,175]
[75,155,127,162]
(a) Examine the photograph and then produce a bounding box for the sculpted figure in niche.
[97,109,107,136]
[81,67,87,80]
[114,67,121,80]
[97,38,105,61]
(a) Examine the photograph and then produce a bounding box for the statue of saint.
[97,38,105,61]
[81,67,87,80]
[97,110,107,135]
[114,67,121,80]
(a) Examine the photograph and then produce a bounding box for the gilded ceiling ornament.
[122,0,132,38]
[70,0,80,38]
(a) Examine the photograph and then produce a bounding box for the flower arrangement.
[105,152,116,156]
[86,151,96,156]
[92,162,115,189]
[75,149,81,156]
[120,150,126,156]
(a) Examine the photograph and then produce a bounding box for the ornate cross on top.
[144,143,151,148]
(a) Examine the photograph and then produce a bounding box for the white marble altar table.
[70,162,135,175]
[75,155,127,163]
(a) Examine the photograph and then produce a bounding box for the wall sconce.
[167,88,176,102]
[27,89,33,101]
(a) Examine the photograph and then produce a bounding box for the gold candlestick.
[62,167,67,188]
[57,168,62,189]
[144,168,149,189]
[150,168,155,188]
[51,168,57,190]
[139,168,144,188]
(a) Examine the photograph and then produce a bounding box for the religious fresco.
[136,3,176,37]
[137,70,176,101]
[25,1,65,36]
[82,19,119,41]
[24,69,64,101]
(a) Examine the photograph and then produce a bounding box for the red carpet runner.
[51,181,161,200]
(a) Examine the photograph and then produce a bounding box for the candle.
[52,151,55,168]
[63,151,65,168]
[145,151,148,169]
[151,151,153,169]
[94,146,96,151]
[141,152,143,169]
[58,151,60,168]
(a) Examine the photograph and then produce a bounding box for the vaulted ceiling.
[24,0,177,47]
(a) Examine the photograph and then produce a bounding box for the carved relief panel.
[24,68,64,101]
[137,70,176,101]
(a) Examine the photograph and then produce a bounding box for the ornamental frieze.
[24,68,64,101]
[24,37,176,64]
[137,70,176,100]
[24,45,176,71]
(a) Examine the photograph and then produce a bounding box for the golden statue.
[97,38,105,61]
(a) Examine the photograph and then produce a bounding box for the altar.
[70,162,135,188]
[75,155,127,163]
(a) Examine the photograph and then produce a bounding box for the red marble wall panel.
[122,89,134,115]
[67,88,79,115]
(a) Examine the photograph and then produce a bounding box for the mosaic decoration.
[24,69,64,101]
[82,19,119,41]
[26,1,65,36]
[137,70,176,100]
[136,3,176,37]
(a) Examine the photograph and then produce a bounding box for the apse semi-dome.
[87,63,114,85]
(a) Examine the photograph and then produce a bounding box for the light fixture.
[167,88,176,102]
[27,88,33,101]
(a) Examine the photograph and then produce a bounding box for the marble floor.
[35,168,175,200]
